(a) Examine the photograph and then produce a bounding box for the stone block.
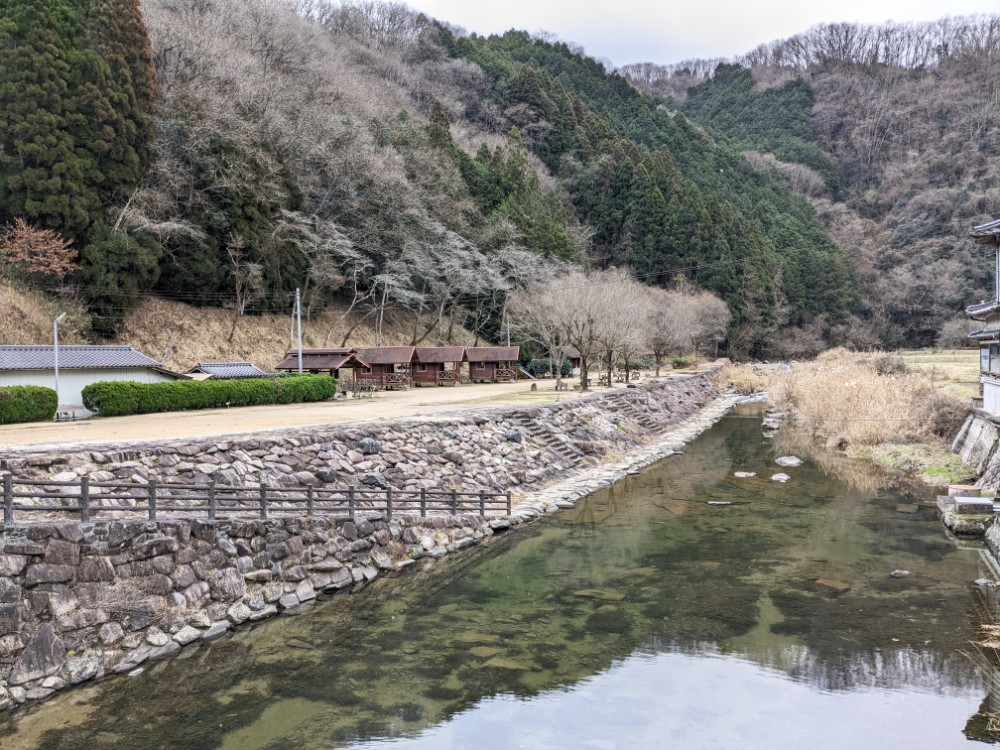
[0,554,28,577]
[78,556,116,582]
[208,568,246,601]
[43,539,80,566]
[24,564,76,587]
[8,624,66,686]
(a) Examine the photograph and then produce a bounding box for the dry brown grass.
[0,282,88,345]
[712,363,770,395]
[769,348,967,447]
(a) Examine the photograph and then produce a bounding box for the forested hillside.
[1,1,893,358]
[623,16,1000,351]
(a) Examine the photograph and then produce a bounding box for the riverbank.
[0,376,736,712]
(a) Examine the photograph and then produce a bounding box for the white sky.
[405,0,1000,66]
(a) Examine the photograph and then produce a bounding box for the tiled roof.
[966,300,1000,320]
[968,328,1000,340]
[186,362,272,379]
[466,346,520,362]
[356,346,416,365]
[971,219,1000,243]
[0,345,170,372]
[414,346,467,364]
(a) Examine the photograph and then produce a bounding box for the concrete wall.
[953,411,1000,487]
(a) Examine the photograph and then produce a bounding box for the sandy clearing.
[0,375,688,450]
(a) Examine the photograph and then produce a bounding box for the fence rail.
[0,474,512,524]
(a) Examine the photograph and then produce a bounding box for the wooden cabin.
[466,346,520,383]
[558,345,582,376]
[274,348,368,381]
[354,346,415,389]
[968,219,1000,413]
[413,346,466,386]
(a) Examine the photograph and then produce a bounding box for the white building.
[968,219,1000,414]
[0,345,182,416]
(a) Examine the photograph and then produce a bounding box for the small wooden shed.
[466,346,520,383]
[354,346,415,389]
[274,348,368,381]
[413,346,467,386]
[185,362,273,380]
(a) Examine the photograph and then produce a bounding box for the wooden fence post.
[450,489,457,515]
[506,491,512,517]
[479,490,485,518]
[348,487,356,520]
[259,484,268,520]
[2,474,10,525]
[208,482,217,521]
[307,487,314,517]
[75,476,89,523]
[386,486,393,520]
[420,488,426,517]
[148,480,157,522]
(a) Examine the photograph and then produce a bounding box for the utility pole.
[296,288,303,374]
[53,312,66,408]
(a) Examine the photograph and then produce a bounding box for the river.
[1,404,996,749]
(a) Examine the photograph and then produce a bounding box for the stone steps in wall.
[508,416,586,468]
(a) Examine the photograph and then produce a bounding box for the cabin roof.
[0,345,175,374]
[466,346,520,362]
[274,350,368,371]
[186,362,273,379]
[355,346,416,365]
[414,346,467,364]
[971,219,1000,244]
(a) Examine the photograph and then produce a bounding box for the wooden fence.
[0,475,512,524]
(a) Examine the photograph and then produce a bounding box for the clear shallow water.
[2,406,997,749]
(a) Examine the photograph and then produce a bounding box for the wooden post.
[307,486,314,517]
[259,484,268,520]
[420,488,427,517]
[208,482,217,521]
[2,474,11,525]
[386,486,393,520]
[348,487,356,520]
[479,490,485,518]
[80,476,90,523]
[450,489,457,515]
[147,480,157,522]
[506,490,512,516]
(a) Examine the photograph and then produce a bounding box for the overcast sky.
[404,1,999,66]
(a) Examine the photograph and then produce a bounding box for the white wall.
[0,368,178,414]
[983,376,1000,416]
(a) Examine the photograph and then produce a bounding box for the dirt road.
[0,377,669,450]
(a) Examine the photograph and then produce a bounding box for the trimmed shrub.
[81,375,336,417]
[0,385,58,424]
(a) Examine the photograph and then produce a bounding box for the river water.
[2,405,998,749]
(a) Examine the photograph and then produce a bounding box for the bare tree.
[0,218,79,283]
[225,234,264,342]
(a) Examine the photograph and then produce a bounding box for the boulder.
[774,456,803,468]
[358,472,388,489]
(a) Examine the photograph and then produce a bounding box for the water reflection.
[0,409,995,749]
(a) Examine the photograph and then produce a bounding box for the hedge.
[81,375,336,417]
[526,358,572,378]
[0,386,58,424]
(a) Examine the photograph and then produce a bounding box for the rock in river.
[775,456,803,467]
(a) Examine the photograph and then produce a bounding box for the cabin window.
[499,361,509,368]
[417,364,427,371]
[474,362,486,369]
[361,366,371,374]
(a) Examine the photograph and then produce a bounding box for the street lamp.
[53,312,66,408]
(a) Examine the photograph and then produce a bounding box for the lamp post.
[53,312,66,408]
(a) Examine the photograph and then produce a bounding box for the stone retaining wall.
[0,375,723,711]
[952,411,1000,488]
